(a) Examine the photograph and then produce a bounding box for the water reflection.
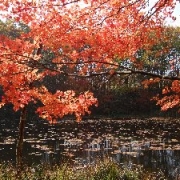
[1,118,180,178]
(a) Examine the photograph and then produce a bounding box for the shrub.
[0,158,166,180]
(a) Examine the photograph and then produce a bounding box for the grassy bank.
[0,158,166,180]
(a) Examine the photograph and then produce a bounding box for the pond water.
[1,117,180,179]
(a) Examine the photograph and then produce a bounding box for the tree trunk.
[16,107,27,175]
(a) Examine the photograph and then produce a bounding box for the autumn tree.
[0,0,178,116]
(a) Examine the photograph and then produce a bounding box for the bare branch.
[62,67,180,81]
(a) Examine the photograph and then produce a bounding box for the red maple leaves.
[0,0,178,121]
[157,81,180,111]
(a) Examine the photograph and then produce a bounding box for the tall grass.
[0,158,166,180]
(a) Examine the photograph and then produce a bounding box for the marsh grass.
[0,158,166,180]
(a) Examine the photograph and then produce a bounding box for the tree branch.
[62,67,180,81]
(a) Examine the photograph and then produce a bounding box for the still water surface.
[1,118,180,179]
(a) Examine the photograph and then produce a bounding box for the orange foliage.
[157,80,180,111]
[142,78,161,88]
[0,0,177,121]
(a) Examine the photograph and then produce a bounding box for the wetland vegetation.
[0,157,167,180]
[1,117,180,179]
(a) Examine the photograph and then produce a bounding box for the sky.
[172,2,180,26]
[149,0,180,26]
[167,1,180,26]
